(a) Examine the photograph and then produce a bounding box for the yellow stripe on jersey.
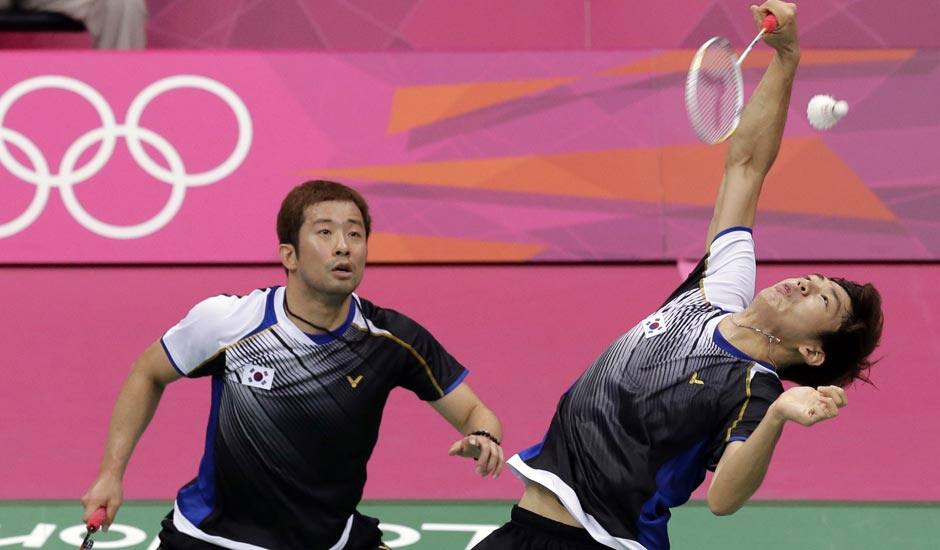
[698,252,711,305]
[354,326,445,398]
[726,364,753,441]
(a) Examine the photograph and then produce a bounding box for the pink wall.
[2,262,936,501]
[2,0,938,50]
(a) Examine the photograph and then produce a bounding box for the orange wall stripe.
[368,233,544,262]
[313,139,895,221]
[388,77,575,134]
[603,48,915,76]
[661,138,896,221]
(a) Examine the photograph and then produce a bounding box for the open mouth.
[332,264,353,274]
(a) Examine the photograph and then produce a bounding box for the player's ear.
[279,243,298,271]
[798,344,825,367]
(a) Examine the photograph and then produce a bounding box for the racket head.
[685,36,744,144]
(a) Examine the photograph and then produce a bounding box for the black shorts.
[157,509,389,550]
[473,505,611,550]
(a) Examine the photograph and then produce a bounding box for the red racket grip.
[87,507,107,531]
[762,14,778,32]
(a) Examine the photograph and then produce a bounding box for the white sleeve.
[702,227,756,312]
[161,289,269,376]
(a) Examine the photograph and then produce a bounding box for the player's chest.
[221,337,401,401]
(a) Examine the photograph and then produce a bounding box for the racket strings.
[686,39,742,144]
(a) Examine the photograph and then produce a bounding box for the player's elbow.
[722,160,765,184]
[706,490,742,516]
[724,146,754,169]
[726,150,777,181]
[707,500,739,516]
[708,501,738,516]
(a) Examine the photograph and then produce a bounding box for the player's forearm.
[705,50,800,245]
[707,405,787,515]
[460,402,503,442]
[726,50,800,175]
[96,368,168,479]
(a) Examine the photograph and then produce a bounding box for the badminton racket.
[685,14,778,144]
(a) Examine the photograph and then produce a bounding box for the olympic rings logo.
[0,75,252,239]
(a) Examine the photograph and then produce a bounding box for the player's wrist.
[467,430,501,446]
[766,401,790,426]
[97,463,126,481]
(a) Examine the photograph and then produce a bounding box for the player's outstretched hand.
[448,435,505,478]
[770,385,848,427]
[80,474,123,531]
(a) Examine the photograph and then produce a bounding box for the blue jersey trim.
[160,337,185,377]
[443,369,469,395]
[518,435,547,461]
[712,226,752,242]
[244,287,280,338]
[636,440,709,550]
[177,375,223,526]
[713,323,776,371]
[304,298,357,345]
[728,435,748,442]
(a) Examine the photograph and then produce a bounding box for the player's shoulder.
[661,228,754,308]
[355,297,426,335]
[187,287,273,322]
[164,287,277,374]
[749,366,785,397]
[713,362,783,395]
[705,226,755,271]
[710,226,754,249]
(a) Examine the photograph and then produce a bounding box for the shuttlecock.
[807,95,849,130]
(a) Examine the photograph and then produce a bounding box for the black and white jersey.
[507,227,783,550]
[160,286,467,550]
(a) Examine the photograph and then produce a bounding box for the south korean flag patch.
[240,365,275,390]
[642,311,668,339]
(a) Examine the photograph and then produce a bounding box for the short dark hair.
[276,180,372,250]
[781,278,883,387]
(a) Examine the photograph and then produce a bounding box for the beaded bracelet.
[468,430,501,446]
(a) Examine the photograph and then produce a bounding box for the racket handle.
[762,14,778,32]
[87,507,107,531]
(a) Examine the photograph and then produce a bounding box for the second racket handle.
[762,14,778,32]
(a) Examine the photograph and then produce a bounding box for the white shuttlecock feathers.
[807,94,849,130]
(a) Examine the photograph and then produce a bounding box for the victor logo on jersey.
[642,312,668,339]
[240,365,276,390]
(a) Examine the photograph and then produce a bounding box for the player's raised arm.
[705,0,800,248]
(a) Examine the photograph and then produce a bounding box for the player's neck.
[720,313,809,370]
[283,283,351,333]
[720,312,781,367]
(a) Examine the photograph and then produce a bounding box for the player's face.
[290,200,367,300]
[755,273,851,342]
